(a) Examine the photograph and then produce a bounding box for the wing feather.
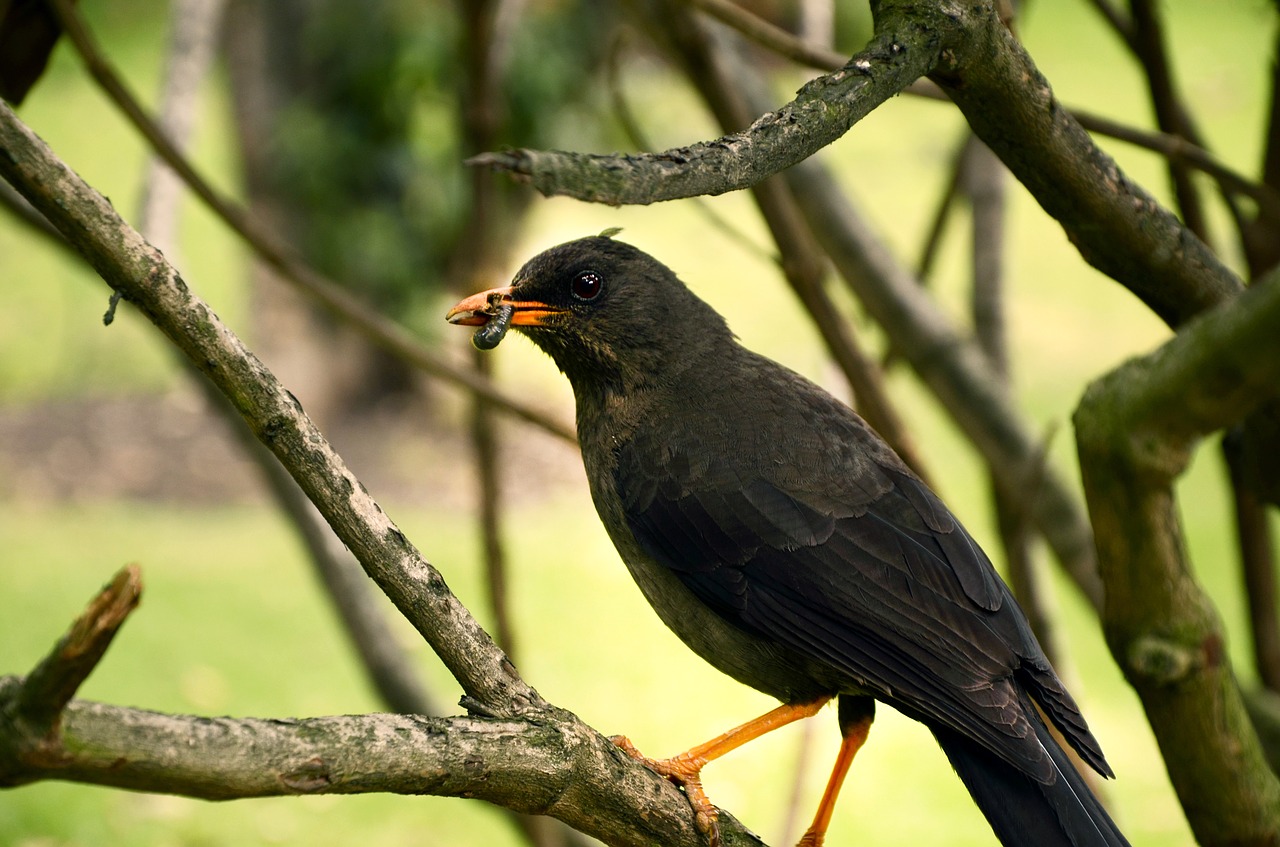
[617,439,1088,782]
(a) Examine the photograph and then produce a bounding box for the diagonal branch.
[6,566,141,738]
[920,0,1242,327]
[0,98,530,720]
[687,0,1280,225]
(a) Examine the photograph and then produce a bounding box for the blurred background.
[0,0,1276,845]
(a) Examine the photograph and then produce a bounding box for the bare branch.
[1075,271,1280,845]
[917,0,1242,327]
[692,0,1280,227]
[0,676,769,847]
[1126,0,1209,239]
[8,567,141,735]
[467,22,940,204]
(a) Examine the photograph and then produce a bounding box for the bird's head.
[447,233,731,395]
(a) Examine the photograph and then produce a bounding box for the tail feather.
[932,712,1129,847]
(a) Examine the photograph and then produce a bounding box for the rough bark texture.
[923,0,1242,328]
[1075,273,1280,846]
[0,676,762,847]
[467,21,940,204]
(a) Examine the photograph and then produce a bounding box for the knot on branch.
[1127,632,1223,684]
[280,757,333,793]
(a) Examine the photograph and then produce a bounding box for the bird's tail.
[932,712,1130,847]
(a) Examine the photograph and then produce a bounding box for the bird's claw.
[610,735,721,847]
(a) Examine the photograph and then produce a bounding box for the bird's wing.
[615,435,1107,783]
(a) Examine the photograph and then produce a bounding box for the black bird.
[447,233,1129,847]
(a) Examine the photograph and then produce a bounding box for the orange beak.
[445,285,563,327]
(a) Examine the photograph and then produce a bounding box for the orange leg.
[796,697,875,847]
[613,696,832,846]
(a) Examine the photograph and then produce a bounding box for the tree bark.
[1075,271,1280,846]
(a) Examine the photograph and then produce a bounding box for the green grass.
[2,0,1276,845]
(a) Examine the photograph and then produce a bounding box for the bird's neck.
[569,341,735,472]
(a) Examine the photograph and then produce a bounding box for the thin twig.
[11,566,142,734]
[915,134,968,285]
[1224,430,1280,693]
[1127,0,1208,239]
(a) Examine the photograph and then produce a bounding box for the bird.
[446,232,1130,847]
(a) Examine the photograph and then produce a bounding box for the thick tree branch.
[1074,272,1280,845]
[917,0,1242,327]
[0,678,764,847]
[0,571,763,847]
[467,20,941,204]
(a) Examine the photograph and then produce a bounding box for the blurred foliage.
[254,0,618,311]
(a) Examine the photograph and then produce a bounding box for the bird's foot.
[611,735,720,846]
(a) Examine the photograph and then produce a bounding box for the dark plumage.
[447,234,1129,847]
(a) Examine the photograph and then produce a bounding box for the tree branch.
[697,0,1280,225]
[0,569,764,847]
[0,676,767,847]
[6,566,141,738]
[1074,271,1280,845]
[466,20,941,204]
[917,0,1242,328]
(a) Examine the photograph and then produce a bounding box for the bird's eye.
[571,270,603,301]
